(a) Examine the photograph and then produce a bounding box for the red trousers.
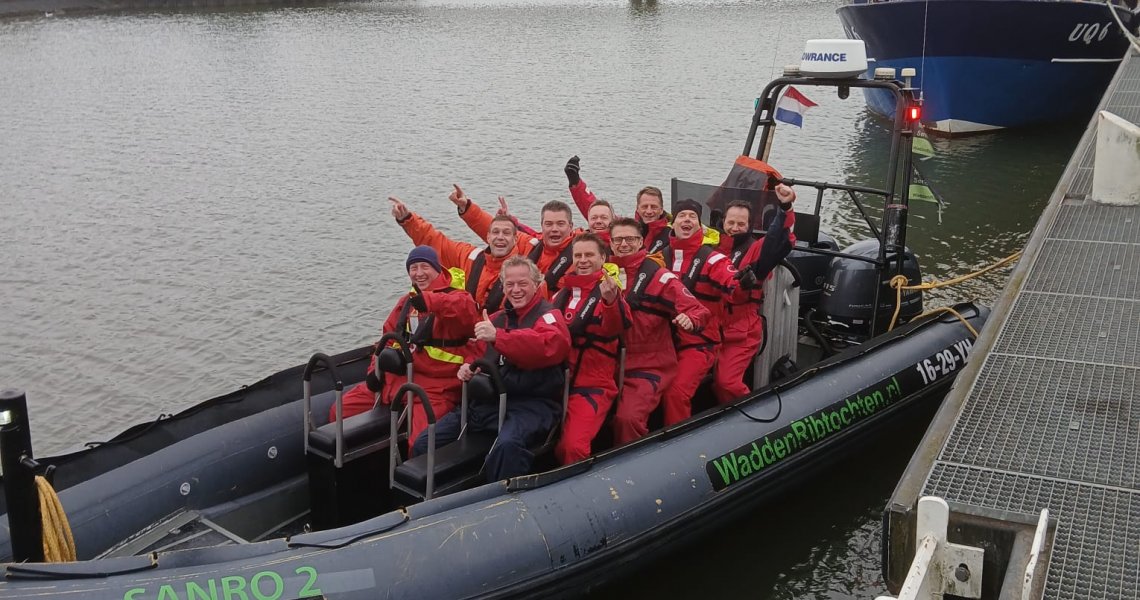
[555,387,616,465]
[612,352,677,445]
[662,345,716,426]
[713,306,764,404]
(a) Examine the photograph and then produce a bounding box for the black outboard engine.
[787,231,840,311]
[813,239,922,346]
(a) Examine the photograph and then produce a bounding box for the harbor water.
[0,0,1083,596]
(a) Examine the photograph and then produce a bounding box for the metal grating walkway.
[888,49,1140,600]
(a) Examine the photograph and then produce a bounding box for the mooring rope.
[35,475,76,562]
[887,250,1024,335]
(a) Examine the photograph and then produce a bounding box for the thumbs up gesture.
[473,309,497,343]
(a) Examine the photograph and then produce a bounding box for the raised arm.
[564,156,598,219]
[391,197,479,271]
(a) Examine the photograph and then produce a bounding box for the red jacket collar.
[425,270,454,292]
[561,270,602,292]
[669,227,704,254]
[613,249,648,270]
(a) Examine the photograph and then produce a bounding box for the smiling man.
[607,217,711,444]
[412,256,571,482]
[564,156,672,254]
[389,195,519,312]
[333,246,479,448]
[551,233,631,464]
[659,199,760,426]
[451,184,583,295]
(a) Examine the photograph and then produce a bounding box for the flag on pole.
[774,86,818,128]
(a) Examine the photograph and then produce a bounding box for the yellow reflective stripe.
[423,345,465,364]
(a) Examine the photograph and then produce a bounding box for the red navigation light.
[908,105,921,122]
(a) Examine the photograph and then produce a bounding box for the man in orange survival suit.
[713,187,797,403]
[331,246,480,448]
[607,218,711,444]
[660,199,762,426]
[564,156,672,254]
[551,233,631,464]
[449,184,583,295]
[412,256,571,482]
[389,195,519,312]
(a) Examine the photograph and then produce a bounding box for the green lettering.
[773,437,786,458]
[890,376,901,397]
[295,566,323,598]
[157,585,180,600]
[186,581,218,600]
[829,412,842,430]
[845,397,862,418]
[221,576,248,600]
[737,454,752,476]
[749,443,763,469]
[839,406,851,424]
[809,415,826,439]
[712,454,740,485]
[761,437,776,464]
[872,390,884,408]
[124,589,147,600]
[791,420,810,443]
[782,431,797,454]
[250,571,283,600]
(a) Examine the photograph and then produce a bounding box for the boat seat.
[391,432,496,493]
[307,408,392,459]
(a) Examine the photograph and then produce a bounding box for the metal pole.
[0,389,44,562]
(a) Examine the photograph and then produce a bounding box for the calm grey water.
[0,0,1082,596]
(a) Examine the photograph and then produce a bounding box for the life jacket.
[485,298,566,400]
[644,220,672,255]
[624,259,676,320]
[553,283,620,359]
[528,241,575,294]
[727,233,764,306]
[662,244,719,303]
[467,251,505,313]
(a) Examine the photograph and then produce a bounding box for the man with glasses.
[607,218,710,444]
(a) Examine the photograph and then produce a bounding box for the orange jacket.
[397,212,520,309]
[460,201,581,293]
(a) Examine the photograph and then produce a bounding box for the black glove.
[408,285,428,312]
[564,155,581,187]
[736,268,760,290]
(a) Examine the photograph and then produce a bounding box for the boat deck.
[884,47,1140,598]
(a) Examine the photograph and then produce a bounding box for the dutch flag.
[774,86,818,128]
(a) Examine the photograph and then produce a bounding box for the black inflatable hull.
[0,304,988,599]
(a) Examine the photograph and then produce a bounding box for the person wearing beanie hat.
[332,244,481,452]
[406,245,443,275]
[658,195,743,428]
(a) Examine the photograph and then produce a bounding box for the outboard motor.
[813,239,922,346]
[787,231,840,311]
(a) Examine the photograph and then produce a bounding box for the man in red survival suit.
[713,185,797,403]
[448,185,582,295]
[551,233,632,464]
[564,156,672,254]
[332,246,480,448]
[660,200,763,426]
[388,196,520,313]
[607,218,711,444]
[412,256,571,482]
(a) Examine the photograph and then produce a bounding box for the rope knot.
[889,275,910,290]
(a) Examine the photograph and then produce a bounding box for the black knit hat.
[674,198,703,220]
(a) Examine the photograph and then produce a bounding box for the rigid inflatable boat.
[0,40,990,599]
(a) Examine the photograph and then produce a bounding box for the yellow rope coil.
[888,251,1023,334]
[35,475,76,562]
